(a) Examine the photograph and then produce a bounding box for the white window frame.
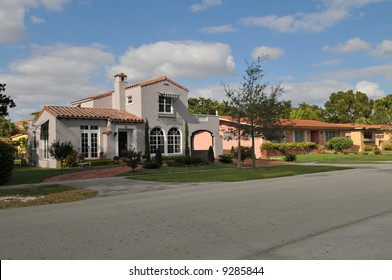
[150,127,165,154]
[293,130,305,142]
[127,95,133,104]
[159,96,172,114]
[80,125,100,159]
[168,127,181,154]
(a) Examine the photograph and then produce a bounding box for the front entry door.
[118,131,128,157]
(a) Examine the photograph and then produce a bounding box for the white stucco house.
[29,74,222,168]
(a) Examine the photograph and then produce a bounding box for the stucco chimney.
[113,73,128,110]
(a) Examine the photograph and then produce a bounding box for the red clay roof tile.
[42,106,143,123]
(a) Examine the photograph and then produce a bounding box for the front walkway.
[42,165,132,183]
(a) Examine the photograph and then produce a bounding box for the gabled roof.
[126,76,189,92]
[38,106,143,123]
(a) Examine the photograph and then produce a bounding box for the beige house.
[29,74,222,168]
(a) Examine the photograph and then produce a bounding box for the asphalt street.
[0,164,391,259]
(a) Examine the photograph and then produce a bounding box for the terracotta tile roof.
[41,106,143,123]
[71,91,114,104]
[126,76,189,92]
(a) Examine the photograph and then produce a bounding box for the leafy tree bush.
[383,143,392,150]
[63,149,78,167]
[207,146,215,162]
[167,156,205,167]
[125,149,142,172]
[364,145,374,152]
[0,141,15,185]
[374,149,382,155]
[325,137,353,152]
[260,142,318,151]
[48,140,74,170]
[233,146,252,163]
[143,160,161,169]
[218,154,233,164]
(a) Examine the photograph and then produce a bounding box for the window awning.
[158,91,180,99]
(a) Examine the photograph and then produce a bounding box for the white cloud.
[323,63,392,81]
[201,25,237,34]
[251,46,284,60]
[191,84,228,101]
[238,0,389,33]
[355,80,385,98]
[0,0,70,44]
[323,37,371,53]
[282,79,352,106]
[373,39,392,57]
[190,0,223,12]
[4,44,114,120]
[111,41,236,82]
[30,15,46,24]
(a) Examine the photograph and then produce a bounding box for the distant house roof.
[10,134,28,140]
[219,116,392,131]
[37,106,143,123]
[70,90,114,105]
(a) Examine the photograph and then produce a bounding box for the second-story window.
[159,95,172,113]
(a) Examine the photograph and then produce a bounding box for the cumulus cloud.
[355,80,385,98]
[4,44,114,120]
[282,79,352,106]
[238,0,388,33]
[251,46,284,60]
[0,0,70,44]
[323,37,371,53]
[190,0,223,12]
[201,25,237,34]
[373,39,392,57]
[111,41,236,82]
[323,63,392,81]
[30,16,46,24]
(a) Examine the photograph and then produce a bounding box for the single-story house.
[219,116,392,157]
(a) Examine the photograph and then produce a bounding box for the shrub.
[233,146,252,162]
[63,149,78,167]
[325,137,353,152]
[260,142,318,152]
[124,149,142,172]
[284,153,297,162]
[167,156,205,167]
[374,149,382,155]
[364,145,374,152]
[0,141,15,185]
[383,143,392,151]
[143,159,161,169]
[207,146,215,163]
[218,154,233,164]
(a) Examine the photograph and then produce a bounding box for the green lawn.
[125,164,349,182]
[294,151,392,164]
[5,164,124,186]
[0,184,97,209]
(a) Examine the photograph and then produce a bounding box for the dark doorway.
[118,131,128,157]
[311,131,319,144]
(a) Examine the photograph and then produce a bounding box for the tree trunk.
[250,123,256,168]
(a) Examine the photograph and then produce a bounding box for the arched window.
[168,127,181,154]
[150,127,164,154]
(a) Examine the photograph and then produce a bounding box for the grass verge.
[0,184,97,209]
[294,151,392,164]
[125,164,349,182]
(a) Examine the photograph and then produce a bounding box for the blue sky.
[1,0,392,121]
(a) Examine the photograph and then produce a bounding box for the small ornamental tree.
[144,119,150,160]
[155,147,163,166]
[48,140,74,170]
[326,137,353,153]
[125,149,142,172]
[0,141,15,185]
[207,145,215,162]
[185,121,190,157]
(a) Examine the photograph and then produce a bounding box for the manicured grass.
[5,164,124,186]
[0,184,97,209]
[125,164,349,182]
[294,151,392,164]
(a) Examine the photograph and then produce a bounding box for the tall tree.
[372,94,392,124]
[48,140,74,170]
[223,57,288,168]
[0,118,19,137]
[0,84,16,117]
[324,90,373,123]
[290,103,326,121]
[188,97,236,116]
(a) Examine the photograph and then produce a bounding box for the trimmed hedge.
[166,156,207,167]
[0,141,15,185]
[384,143,392,151]
[325,137,353,152]
[261,142,318,151]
